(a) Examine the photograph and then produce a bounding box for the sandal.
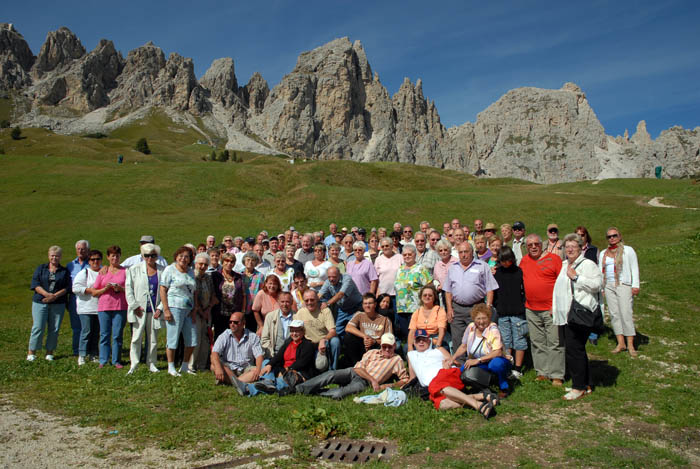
[562,389,586,401]
[611,347,627,354]
[482,389,501,406]
[629,349,638,358]
[478,400,495,420]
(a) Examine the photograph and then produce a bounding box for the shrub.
[11,127,21,140]
[0,147,4,154]
[0,119,10,129]
[219,150,230,162]
[209,150,216,162]
[135,138,151,154]
[84,132,108,139]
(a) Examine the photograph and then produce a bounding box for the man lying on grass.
[291,333,409,400]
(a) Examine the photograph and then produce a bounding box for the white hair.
[194,252,211,265]
[352,241,365,251]
[75,240,90,249]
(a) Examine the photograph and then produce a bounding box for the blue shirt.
[444,259,499,306]
[66,257,89,281]
[319,274,363,312]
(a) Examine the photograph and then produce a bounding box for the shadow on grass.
[590,359,620,388]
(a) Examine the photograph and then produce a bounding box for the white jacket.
[598,245,640,289]
[552,254,603,326]
[72,268,100,314]
[125,262,165,324]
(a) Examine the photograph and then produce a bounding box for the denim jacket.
[31,263,71,304]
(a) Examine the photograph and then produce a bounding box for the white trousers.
[605,284,635,336]
[130,312,159,366]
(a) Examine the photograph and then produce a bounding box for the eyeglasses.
[229,320,242,325]
[606,234,619,239]
[89,258,101,262]
[144,253,157,258]
[526,243,541,247]
[548,228,558,233]
[403,230,412,233]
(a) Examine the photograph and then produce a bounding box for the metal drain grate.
[312,439,396,463]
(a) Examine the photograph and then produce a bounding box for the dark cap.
[244,237,255,244]
[512,221,525,230]
[139,235,155,244]
[358,228,367,234]
[414,329,430,339]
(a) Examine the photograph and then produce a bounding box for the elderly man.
[253,243,272,276]
[414,232,439,275]
[210,312,264,395]
[324,223,339,247]
[442,222,451,240]
[419,221,431,234]
[66,240,90,356]
[122,235,168,268]
[520,234,564,386]
[392,222,403,234]
[295,234,315,264]
[294,290,340,370]
[293,333,409,400]
[356,228,368,251]
[451,218,461,231]
[450,228,472,258]
[444,242,499,362]
[401,225,415,246]
[428,229,442,251]
[206,235,216,249]
[471,219,484,239]
[511,221,527,264]
[263,236,280,266]
[319,267,363,337]
[340,234,356,262]
[260,291,295,358]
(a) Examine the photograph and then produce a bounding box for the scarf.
[602,242,625,287]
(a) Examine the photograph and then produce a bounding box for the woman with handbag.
[552,233,603,400]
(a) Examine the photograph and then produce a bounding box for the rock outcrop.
[3,25,698,181]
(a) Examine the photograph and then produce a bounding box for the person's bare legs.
[612,334,627,353]
[211,364,234,385]
[626,336,637,356]
[438,399,463,410]
[440,387,482,411]
[515,349,525,368]
[237,368,259,383]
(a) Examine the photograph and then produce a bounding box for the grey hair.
[234,236,243,242]
[75,240,90,249]
[402,243,417,254]
[352,241,366,251]
[194,252,211,265]
[380,237,393,247]
[302,233,313,241]
[242,251,260,263]
[48,245,63,256]
[329,242,341,251]
[274,251,286,261]
[140,243,161,256]
[563,233,584,248]
[436,239,452,251]
[526,233,542,245]
[414,231,426,240]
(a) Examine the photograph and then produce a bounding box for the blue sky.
[6,0,700,137]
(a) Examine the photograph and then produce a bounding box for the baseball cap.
[380,333,396,346]
[140,235,155,243]
[414,329,430,339]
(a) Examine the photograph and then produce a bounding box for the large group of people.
[27,219,641,417]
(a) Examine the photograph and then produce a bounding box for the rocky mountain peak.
[33,27,86,78]
[0,22,35,90]
[200,57,239,107]
[631,120,652,146]
[242,72,269,114]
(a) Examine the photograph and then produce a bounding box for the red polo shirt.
[519,253,562,311]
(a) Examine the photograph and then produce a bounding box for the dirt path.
[0,398,291,468]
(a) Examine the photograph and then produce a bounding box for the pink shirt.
[433,256,458,290]
[373,253,403,296]
[93,268,128,311]
[252,290,279,317]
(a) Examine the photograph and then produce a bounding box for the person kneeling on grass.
[292,333,409,400]
[407,329,497,418]
[210,312,264,394]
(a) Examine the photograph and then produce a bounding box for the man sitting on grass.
[210,312,264,395]
[292,333,409,400]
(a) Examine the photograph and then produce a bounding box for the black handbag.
[459,338,492,390]
[567,268,604,332]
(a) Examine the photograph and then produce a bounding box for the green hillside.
[0,139,698,466]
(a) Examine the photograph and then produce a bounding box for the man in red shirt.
[519,234,564,386]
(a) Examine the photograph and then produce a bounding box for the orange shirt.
[408,305,447,335]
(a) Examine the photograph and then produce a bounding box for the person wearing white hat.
[293,332,409,400]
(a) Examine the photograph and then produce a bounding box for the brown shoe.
[535,375,549,382]
[552,379,564,387]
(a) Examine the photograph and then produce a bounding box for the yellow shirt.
[293,307,335,343]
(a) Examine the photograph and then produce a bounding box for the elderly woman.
[450,303,512,398]
[473,234,491,262]
[553,233,603,399]
[599,227,640,356]
[270,252,295,292]
[27,246,71,361]
[284,244,304,276]
[93,245,128,368]
[189,252,219,372]
[327,243,346,274]
[374,237,403,316]
[367,233,380,263]
[252,275,281,335]
[242,251,265,331]
[394,244,433,340]
[544,223,564,259]
[72,249,103,364]
[160,246,198,377]
[433,239,458,308]
[500,224,513,245]
[125,243,165,374]
[407,284,446,351]
[487,237,503,273]
[305,243,332,291]
[347,241,379,295]
[214,252,244,339]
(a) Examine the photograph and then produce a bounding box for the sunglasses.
[89,257,101,261]
[606,234,619,239]
[144,253,157,258]
[548,228,559,233]
[229,320,242,325]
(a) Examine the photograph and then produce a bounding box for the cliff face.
[2,25,697,182]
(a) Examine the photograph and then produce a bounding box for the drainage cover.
[312,439,396,463]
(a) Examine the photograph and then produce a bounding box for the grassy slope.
[0,125,699,467]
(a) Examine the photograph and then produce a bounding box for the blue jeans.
[166,307,197,349]
[66,295,82,355]
[78,314,100,357]
[395,313,411,341]
[478,356,512,390]
[98,310,126,365]
[498,316,529,351]
[29,302,65,352]
[247,372,289,396]
[334,307,355,338]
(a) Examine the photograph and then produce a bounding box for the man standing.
[262,236,279,266]
[294,290,340,370]
[324,223,338,247]
[428,229,442,252]
[414,232,438,275]
[122,235,168,268]
[401,225,415,246]
[471,219,484,239]
[295,234,315,264]
[206,235,216,249]
[319,267,363,337]
[210,312,264,395]
[442,222,451,240]
[511,221,527,265]
[444,242,499,361]
[66,240,90,356]
[419,221,431,234]
[340,235,356,263]
[294,333,408,400]
[253,244,272,276]
[356,228,369,251]
[520,234,564,386]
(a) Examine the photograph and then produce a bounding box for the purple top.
[478,249,492,262]
[346,258,379,295]
[444,259,499,306]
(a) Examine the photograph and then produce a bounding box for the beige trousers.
[605,284,635,336]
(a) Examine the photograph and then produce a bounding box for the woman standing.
[72,249,103,364]
[190,252,218,372]
[347,241,379,295]
[160,246,198,377]
[394,244,432,340]
[576,226,598,264]
[553,233,603,399]
[407,285,446,351]
[242,251,264,331]
[367,233,380,263]
[487,237,503,273]
[433,239,458,308]
[327,243,346,274]
[252,275,281,335]
[27,246,71,361]
[374,237,403,316]
[599,227,640,356]
[271,252,295,292]
[92,245,128,368]
[284,244,305,276]
[215,252,244,339]
[125,243,164,374]
[304,243,332,291]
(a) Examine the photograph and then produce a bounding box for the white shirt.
[407,348,445,387]
[72,268,100,314]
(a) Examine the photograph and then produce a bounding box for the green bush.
[0,119,10,129]
[209,150,216,162]
[11,126,21,140]
[135,137,151,154]
[218,150,230,162]
[84,132,108,139]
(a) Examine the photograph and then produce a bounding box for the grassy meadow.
[0,115,699,467]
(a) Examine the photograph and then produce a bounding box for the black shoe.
[277,387,294,397]
[254,381,277,394]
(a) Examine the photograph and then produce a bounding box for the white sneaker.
[26,354,36,362]
[126,367,137,375]
[168,369,181,377]
[91,356,99,363]
[45,354,54,361]
[510,370,523,380]
[78,356,86,366]
[149,364,159,373]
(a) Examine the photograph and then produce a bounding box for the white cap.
[380,333,396,346]
[290,319,305,329]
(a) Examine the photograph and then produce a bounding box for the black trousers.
[564,322,591,391]
[343,333,379,366]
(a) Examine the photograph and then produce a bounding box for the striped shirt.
[212,329,263,372]
[354,349,409,383]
